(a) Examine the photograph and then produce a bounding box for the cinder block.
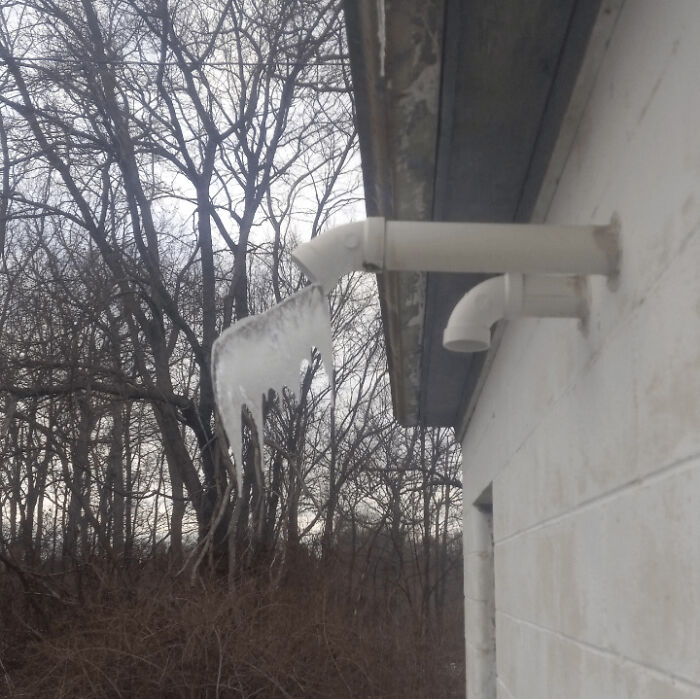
[496,460,700,685]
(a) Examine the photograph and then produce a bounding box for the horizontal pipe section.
[292,217,619,295]
[384,220,619,276]
[507,274,588,319]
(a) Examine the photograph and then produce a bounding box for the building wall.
[461,2,700,697]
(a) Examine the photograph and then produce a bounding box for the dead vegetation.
[0,554,465,698]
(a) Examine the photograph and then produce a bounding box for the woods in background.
[0,0,464,694]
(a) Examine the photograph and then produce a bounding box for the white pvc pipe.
[292,218,384,293]
[292,218,619,293]
[505,274,588,319]
[384,220,618,276]
[443,276,507,353]
[443,273,588,353]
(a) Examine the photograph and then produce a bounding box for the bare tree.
[0,0,356,570]
[0,3,462,660]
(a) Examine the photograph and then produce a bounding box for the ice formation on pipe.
[211,284,334,492]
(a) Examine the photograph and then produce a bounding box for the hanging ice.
[211,284,334,492]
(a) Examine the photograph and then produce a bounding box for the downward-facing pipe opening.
[443,277,506,353]
[292,218,384,293]
[443,273,588,353]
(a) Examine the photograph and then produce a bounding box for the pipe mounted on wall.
[443,273,588,353]
[291,216,619,352]
[292,217,619,293]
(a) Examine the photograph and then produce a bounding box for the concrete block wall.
[462,1,700,696]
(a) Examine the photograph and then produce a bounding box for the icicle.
[211,284,334,492]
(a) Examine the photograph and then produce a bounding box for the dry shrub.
[2,567,463,698]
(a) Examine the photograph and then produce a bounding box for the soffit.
[344,0,604,427]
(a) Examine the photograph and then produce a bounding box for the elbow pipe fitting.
[292,218,385,293]
[443,274,588,353]
[443,276,507,353]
